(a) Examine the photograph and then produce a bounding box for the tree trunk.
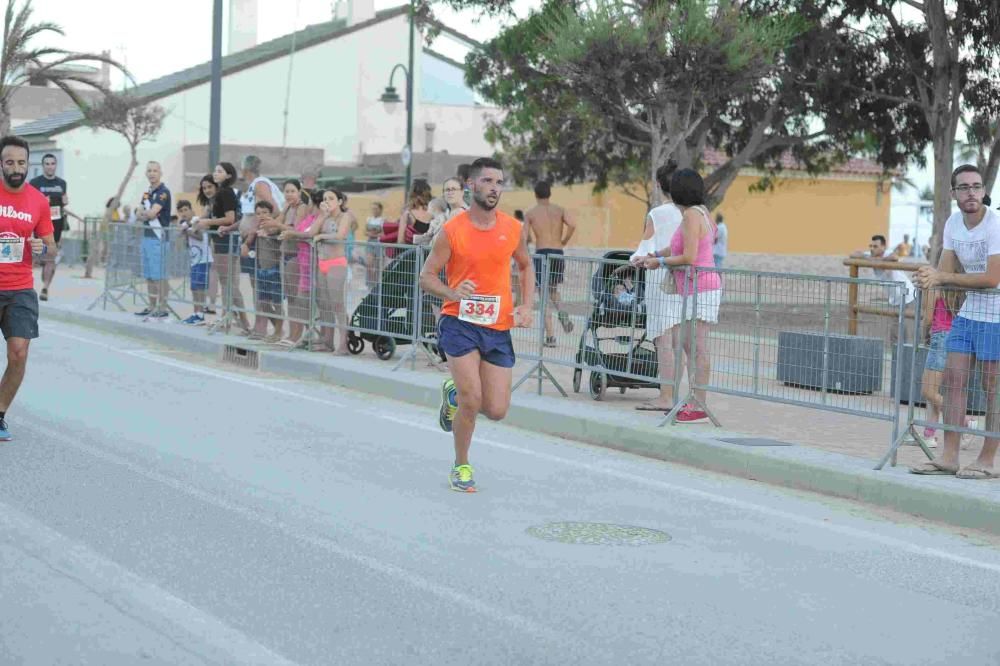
[0,99,10,137]
[982,133,1000,195]
[929,134,955,266]
[86,147,138,278]
[649,121,664,208]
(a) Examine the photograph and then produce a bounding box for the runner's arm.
[560,208,577,246]
[40,233,57,256]
[419,231,458,301]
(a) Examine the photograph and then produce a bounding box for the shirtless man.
[526,181,576,345]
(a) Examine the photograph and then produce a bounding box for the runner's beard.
[1,168,25,189]
[473,191,499,211]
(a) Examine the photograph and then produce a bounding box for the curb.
[41,304,1000,537]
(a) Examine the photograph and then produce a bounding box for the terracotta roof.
[701,147,885,177]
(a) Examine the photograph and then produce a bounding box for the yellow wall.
[317,174,891,256]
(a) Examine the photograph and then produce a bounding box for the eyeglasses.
[953,184,985,193]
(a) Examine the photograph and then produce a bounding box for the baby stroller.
[572,250,660,400]
[347,246,441,360]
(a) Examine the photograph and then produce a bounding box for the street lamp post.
[380,0,415,197]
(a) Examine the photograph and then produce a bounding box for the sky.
[42,0,538,87]
[36,0,970,247]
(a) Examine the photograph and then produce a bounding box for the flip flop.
[956,466,1000,480]
[909,461,959,475]
[636,403,671,412]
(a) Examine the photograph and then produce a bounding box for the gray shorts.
[0,289,39,340]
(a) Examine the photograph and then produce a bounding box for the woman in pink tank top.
[642,168,721,424]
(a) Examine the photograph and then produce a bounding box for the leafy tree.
[956,114,1000,195]
[0,0,128,135]
[460,0,923,211]
[82,93,165,277]
[839,0,1000,261]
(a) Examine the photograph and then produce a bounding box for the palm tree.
[0,0,130,135]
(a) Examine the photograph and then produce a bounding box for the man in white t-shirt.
[913,164,1000,479]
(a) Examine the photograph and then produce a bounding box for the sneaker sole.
[450,482,477,493]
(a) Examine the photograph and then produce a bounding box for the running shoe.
[676,405,709,424]
[39,288,48,302]
[134,308,153,316]
[450,464,477,493]
[181,314,204,325]
[0,418,11,442]
[204,307,217,315]
[558,310,574,333]
[150,310,169,320]
[439,378,458,432]
[192,314,207,326]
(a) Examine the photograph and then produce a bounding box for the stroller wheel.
[572,368,582,393]
[347,335,364,355]
[374,336,396,361]
[589,372,607,401]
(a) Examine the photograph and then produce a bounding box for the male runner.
[913,164,1000,479]
[526,181,576,346]
[0,136,57,441]
[29,153,66,302]
[419,157,535,492]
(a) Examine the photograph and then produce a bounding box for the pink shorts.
[318,256,348,275]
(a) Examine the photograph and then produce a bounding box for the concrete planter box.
[891,343,988,414]
[776,331,884,394]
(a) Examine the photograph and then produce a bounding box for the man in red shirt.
[0,136,57,441]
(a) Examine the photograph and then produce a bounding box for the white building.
[14,4,501,214]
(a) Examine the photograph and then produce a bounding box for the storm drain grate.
[718,437,794,447]
[526,522,671,546]
[223,345,260,370]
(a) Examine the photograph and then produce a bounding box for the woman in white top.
[630,164,687,411]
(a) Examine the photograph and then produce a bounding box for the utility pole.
[209,0,223,169]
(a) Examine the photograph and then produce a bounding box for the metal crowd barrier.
[891,284,1000,474]
[95,229,962,470]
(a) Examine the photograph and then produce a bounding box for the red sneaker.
[676,406,709,424]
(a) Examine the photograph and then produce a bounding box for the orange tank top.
[440,211,521,331]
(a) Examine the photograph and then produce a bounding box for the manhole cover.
[526,522,671,546]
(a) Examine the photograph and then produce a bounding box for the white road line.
[22,419,564,644]
[0,499,303,666]
[44,324,1000,575]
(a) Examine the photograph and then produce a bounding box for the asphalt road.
[1,320,999,665]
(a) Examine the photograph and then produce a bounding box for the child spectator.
[365,201,385,287]
[177,199,211,325]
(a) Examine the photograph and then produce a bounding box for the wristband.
[658,256,667,267]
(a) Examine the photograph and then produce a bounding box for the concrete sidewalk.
[33,269,1000,536]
